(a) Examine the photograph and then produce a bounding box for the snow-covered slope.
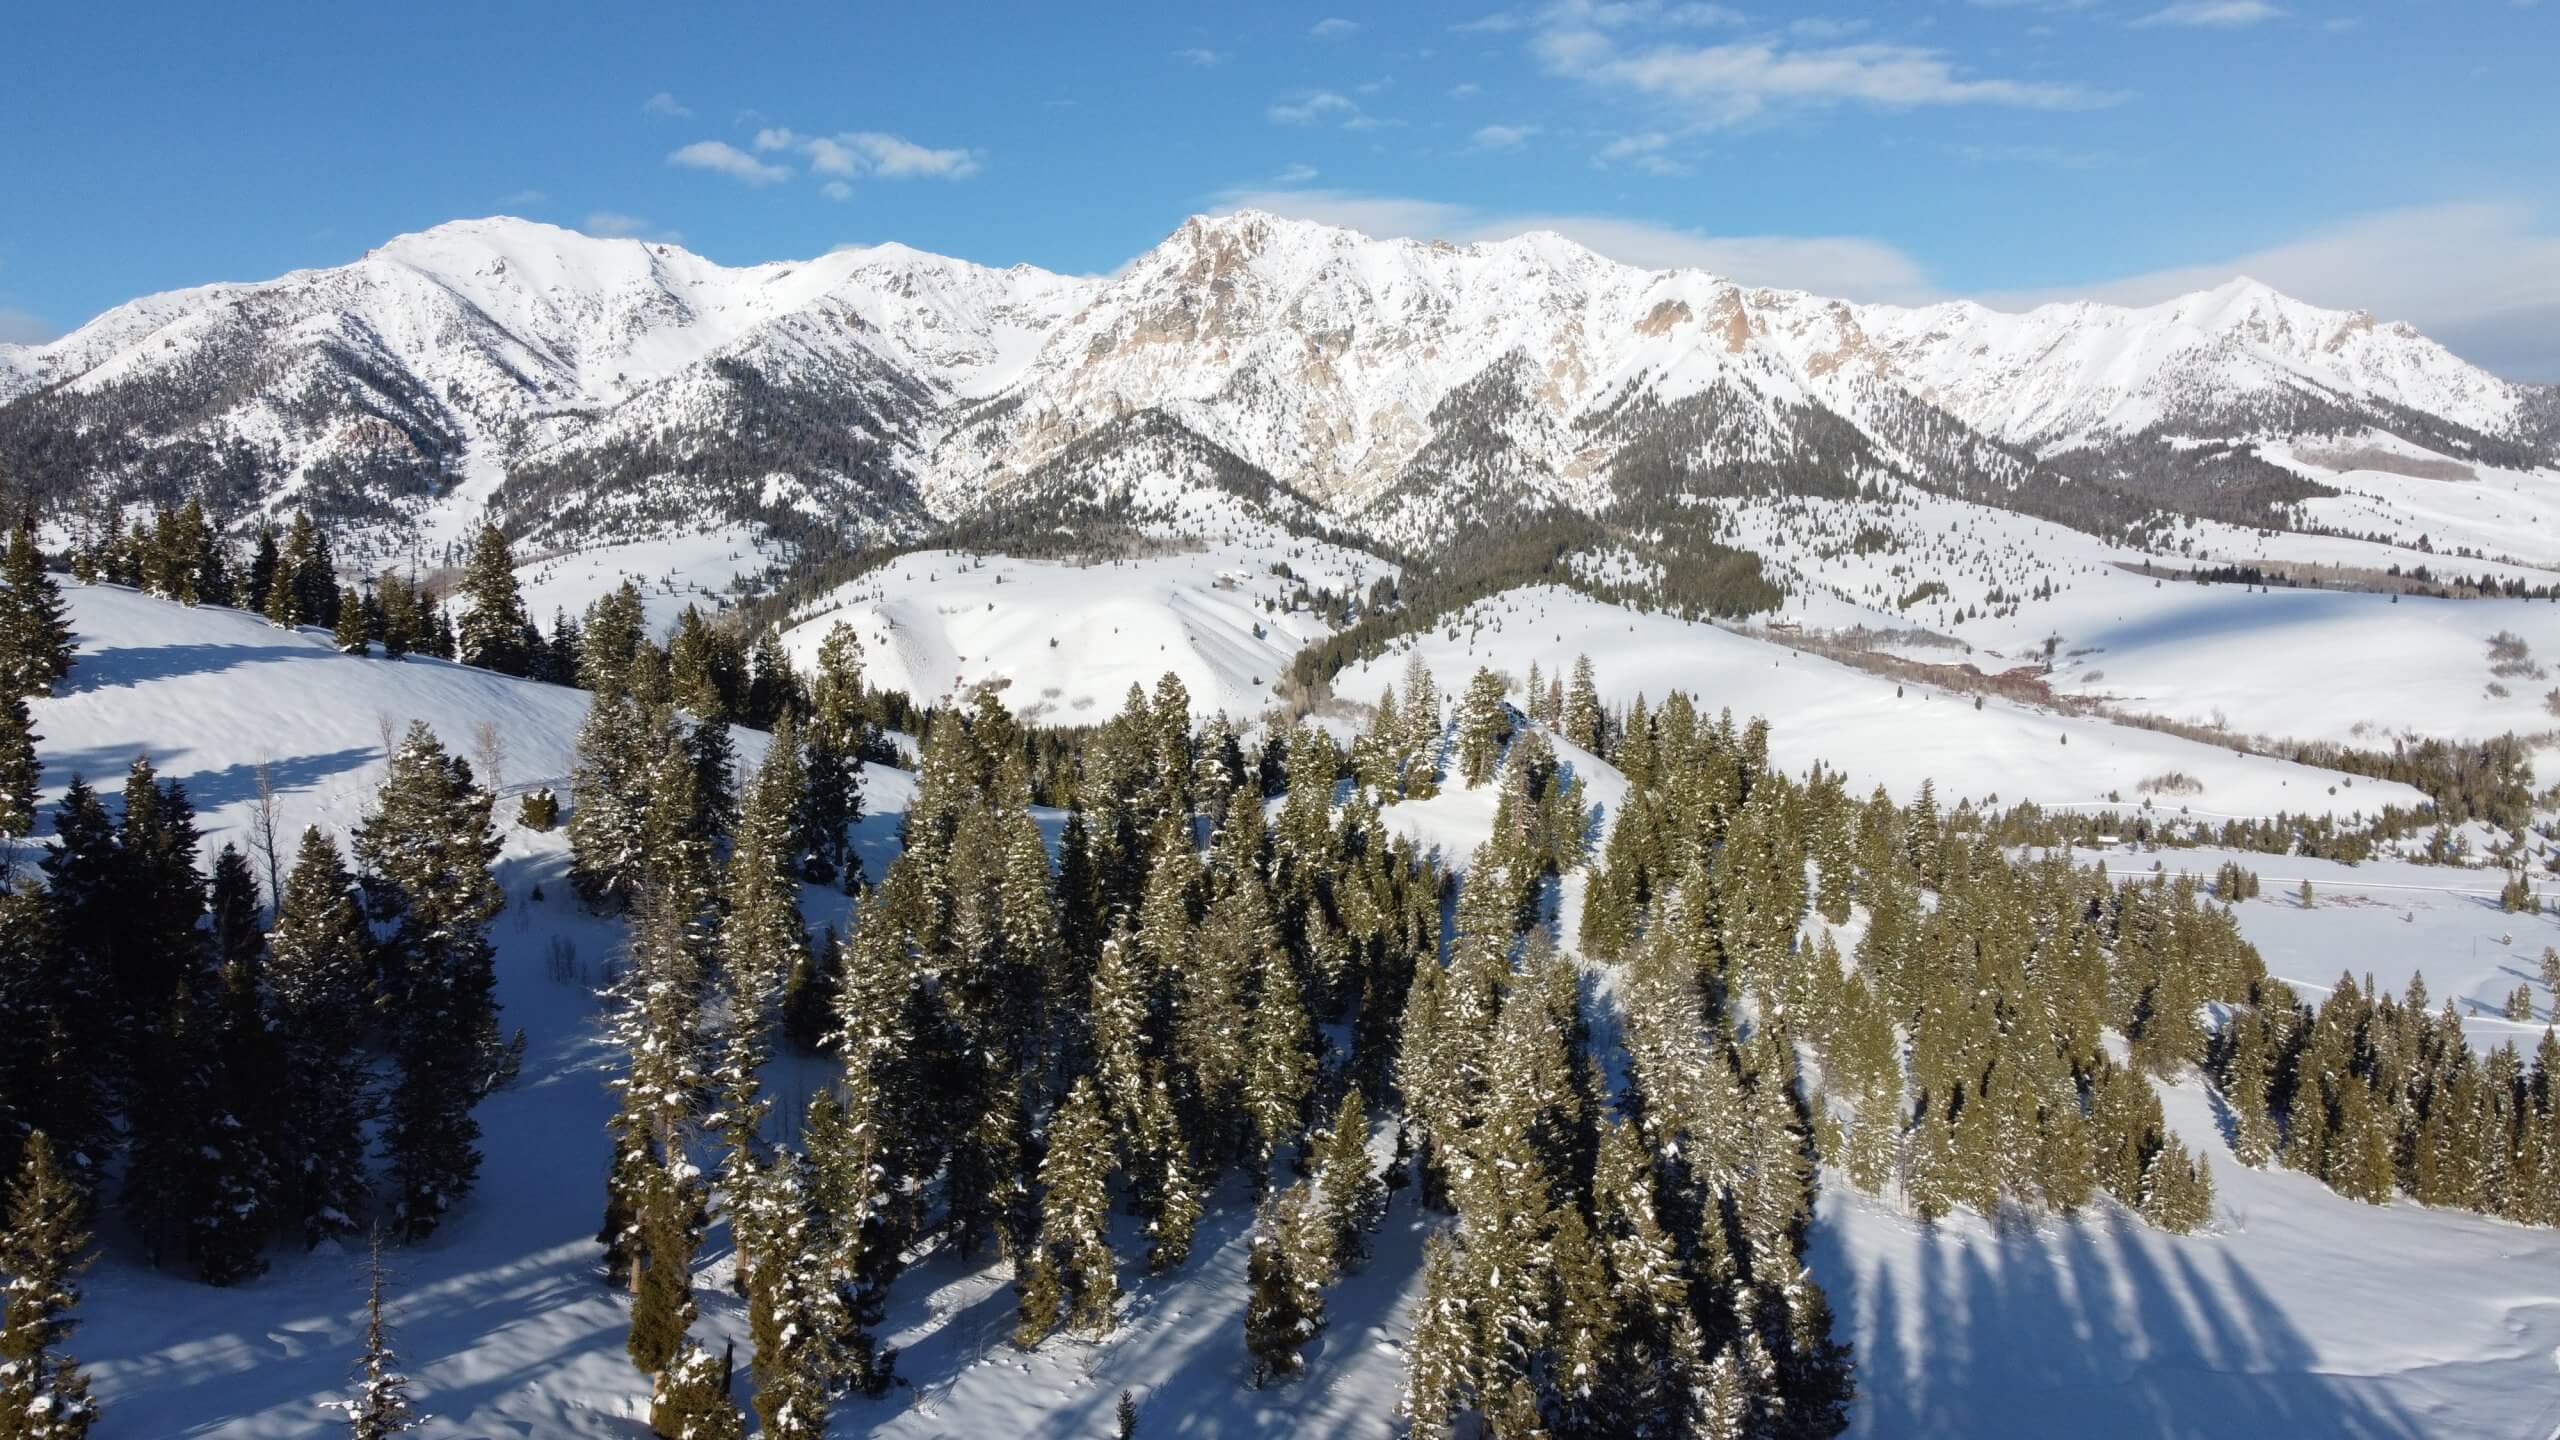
[30,582,2560,1438]
[1333,583,2431,822]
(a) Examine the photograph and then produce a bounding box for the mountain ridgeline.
[4,211,2552,615]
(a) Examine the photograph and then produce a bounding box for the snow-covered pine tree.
[1563,654,1604,755]
[324,1235,417,1438]
[1242,1182,1326,1386]
[647,1341,743,1440]
[0,1132,98,1439]
[266,827,375,1246]
[355,723,503,1240]
[0,694,37,838]
[1453,667,1512,789]
[0,519,74,698]
[333,588,368,655]
[1240,938,1312,1187]
[1021,1076,1117,1342]
[453,524,529,677]
[566,692,653,911]
[712,732,809,1291]
[1311,1089,1385,1271]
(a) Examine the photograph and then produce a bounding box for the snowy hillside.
[21,583,2560,1439]
[1333,583,2430,822]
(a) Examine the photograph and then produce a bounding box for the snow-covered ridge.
[4,211,2546,581]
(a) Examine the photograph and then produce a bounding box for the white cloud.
[1311,17,1360,38]
[1172,47,1225,66]
[667,139,793,185]
[821,180,853,201]
[1536,30,2113,125]
[751,128,983,182]
[1268,90,1372,127]
[2129,1,2284,26]
[1449,81,1483,97]
[0,307,56,345]
[1595,131,1692,174]
[585,211,684,244]
[1790,17,1872,41]
[641,92,692,119]
[496,189,549,208]
[1472,123,1541,149]
[1276,162,1321,183]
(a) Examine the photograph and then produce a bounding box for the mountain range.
[5,211,2552,584]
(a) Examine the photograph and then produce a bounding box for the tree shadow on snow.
[61,640,330,694]
[1814,1201,2434,1439]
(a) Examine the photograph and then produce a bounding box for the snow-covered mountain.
[5,211,2550,581]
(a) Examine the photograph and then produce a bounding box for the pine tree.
[334,588,369,655]
[0,695,37,839]
[356,724,504,1239]
[454,524,529,676]
[1563,653,1604,755]
[325,1235,418,1438]
[1312,1089,1386,1271]
[1243,1184,1325,1386]
[1242,944,1313,1183]
[0,1133,97,1440]
[648,1342,743,1440]
[268,828,377,1245]
[1018,1077,1118,1344]
[1454,667,1512,789]
[0,520,74,699]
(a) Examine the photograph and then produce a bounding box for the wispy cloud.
[1472,123,1541,150]
[1172,47,1226,66]
[641,92,692,119]
[1540,32,2114,124]
[2129,1,2284,26]
[496,189,549,208]
[1268,90,1375,127]
[585,211,684,244]
[667,139,793,186]
[1449,81,1483,97]
[752,129,984,181]
[1311,17,1360,38]
[1596,131,1692,174]
[1277,162,1321,184]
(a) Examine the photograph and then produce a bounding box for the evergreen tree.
[454,524,529,676]
[0,695,37,839]
[267,828,375,1245]
[1243,1184,1326,1386]
[1017,1077,1118,1345]
[325,1236,418,1439]
[1563,654,1604,755]
[1311,1090,1386,1271]
[356,724,504,1239]
[334,588,369,655]
[1453,667,1513,789]
[648,1342,743,1440]
[0,520,74,699]
[0,1133,97,1440]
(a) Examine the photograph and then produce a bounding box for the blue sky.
[4,0,2555,376]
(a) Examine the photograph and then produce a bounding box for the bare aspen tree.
[252,757,284,907]
[470,718,507,798]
